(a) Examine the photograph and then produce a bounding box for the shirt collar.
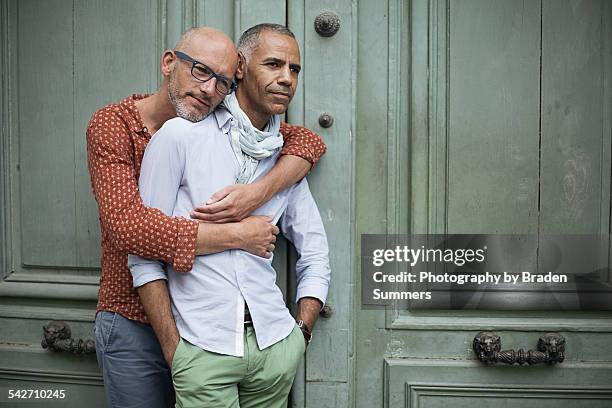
[213,106,233,131]
[122,93,150,133]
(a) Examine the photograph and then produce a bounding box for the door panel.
[356,0,612,407]
[18,0,78,268]
[4,0,609,406]
[385,359,612,408]
[12,0,161,278]
[1,1,350,406]
[448,0,541,234]
[540,0,611,234]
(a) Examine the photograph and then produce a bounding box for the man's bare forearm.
[137,280,179,365]
[195,222,241,254]
[255,155,311,202]
[195,216,279,258]
[297,296,323,329]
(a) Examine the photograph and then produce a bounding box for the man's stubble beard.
[167,71,211,123]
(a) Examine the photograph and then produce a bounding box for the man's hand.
[191,155,312,223]
[236,215,279,258]
[136,281,181,368]
[191,184,266,223]
[162,336,181,367]
[297,297,323,351]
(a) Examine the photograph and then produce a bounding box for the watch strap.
[296,320,312,344]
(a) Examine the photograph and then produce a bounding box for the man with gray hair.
[129,23,330,408]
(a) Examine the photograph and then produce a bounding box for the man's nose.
[277,66,293,87]
[199,78,217,95]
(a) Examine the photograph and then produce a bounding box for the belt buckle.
[244,312,253,327]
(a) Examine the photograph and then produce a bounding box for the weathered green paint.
[233,0,285,40]
[356,0,612,407]
[2,0,612,407]
[196,0,235,37]
[0,0,12,280]
[447,0,541,234]
[385,359,612,407]
[18,0,77,268]
[540,0,611,235]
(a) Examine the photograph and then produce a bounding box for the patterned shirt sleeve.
[279,122,327,166]
[86,107,198,272]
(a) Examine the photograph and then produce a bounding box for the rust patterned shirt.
[86,94,327,323]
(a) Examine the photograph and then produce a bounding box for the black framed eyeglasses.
[174,50,237,95]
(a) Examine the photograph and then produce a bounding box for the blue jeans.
[95,311,174,408]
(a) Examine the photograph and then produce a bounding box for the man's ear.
[235,52,246,80]
[160,50,176,77]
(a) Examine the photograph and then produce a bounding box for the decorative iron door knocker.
[314,11,341,37]
[473,331,565,365]
[41,321,96,354]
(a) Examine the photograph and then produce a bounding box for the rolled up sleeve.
[128,254,167,288]
[279,122,327,167]
[279,179,331,306]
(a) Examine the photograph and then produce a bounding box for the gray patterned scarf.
[221,93,283,184]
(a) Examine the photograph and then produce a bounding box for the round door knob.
[318,112,334,128]
[314,11,341,37]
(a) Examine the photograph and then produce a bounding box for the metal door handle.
[314,11,341,37]
[42,321,96,354]
[318,113,334,128]
[473,331,565,365]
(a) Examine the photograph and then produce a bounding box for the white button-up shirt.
[128,110,330,357]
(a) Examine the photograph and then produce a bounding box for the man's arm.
[296,297,323,342]
[86,108,198,271]
[191,123,327,222]
[279,178,331,346]
[138,281,180,365]
[125,118,192,365]
[86,108,277,269]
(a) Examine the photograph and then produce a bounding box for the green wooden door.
[0,0,162,404]
[355,0,612,407]
[4,0,609,407]
[0,0,353,406]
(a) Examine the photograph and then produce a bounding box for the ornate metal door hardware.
[41,321,96,354]
[314,11,341,37]
[473,331,565,365]
[318,113,334,128]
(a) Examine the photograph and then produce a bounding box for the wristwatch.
[296,320,312,345]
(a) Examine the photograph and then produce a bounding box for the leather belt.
[244,310,253,327]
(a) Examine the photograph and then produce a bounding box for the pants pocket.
[171,338,185,374]
[294,323,306,355]
[94,311,117,353]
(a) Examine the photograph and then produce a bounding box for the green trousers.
[171,324,305,408]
